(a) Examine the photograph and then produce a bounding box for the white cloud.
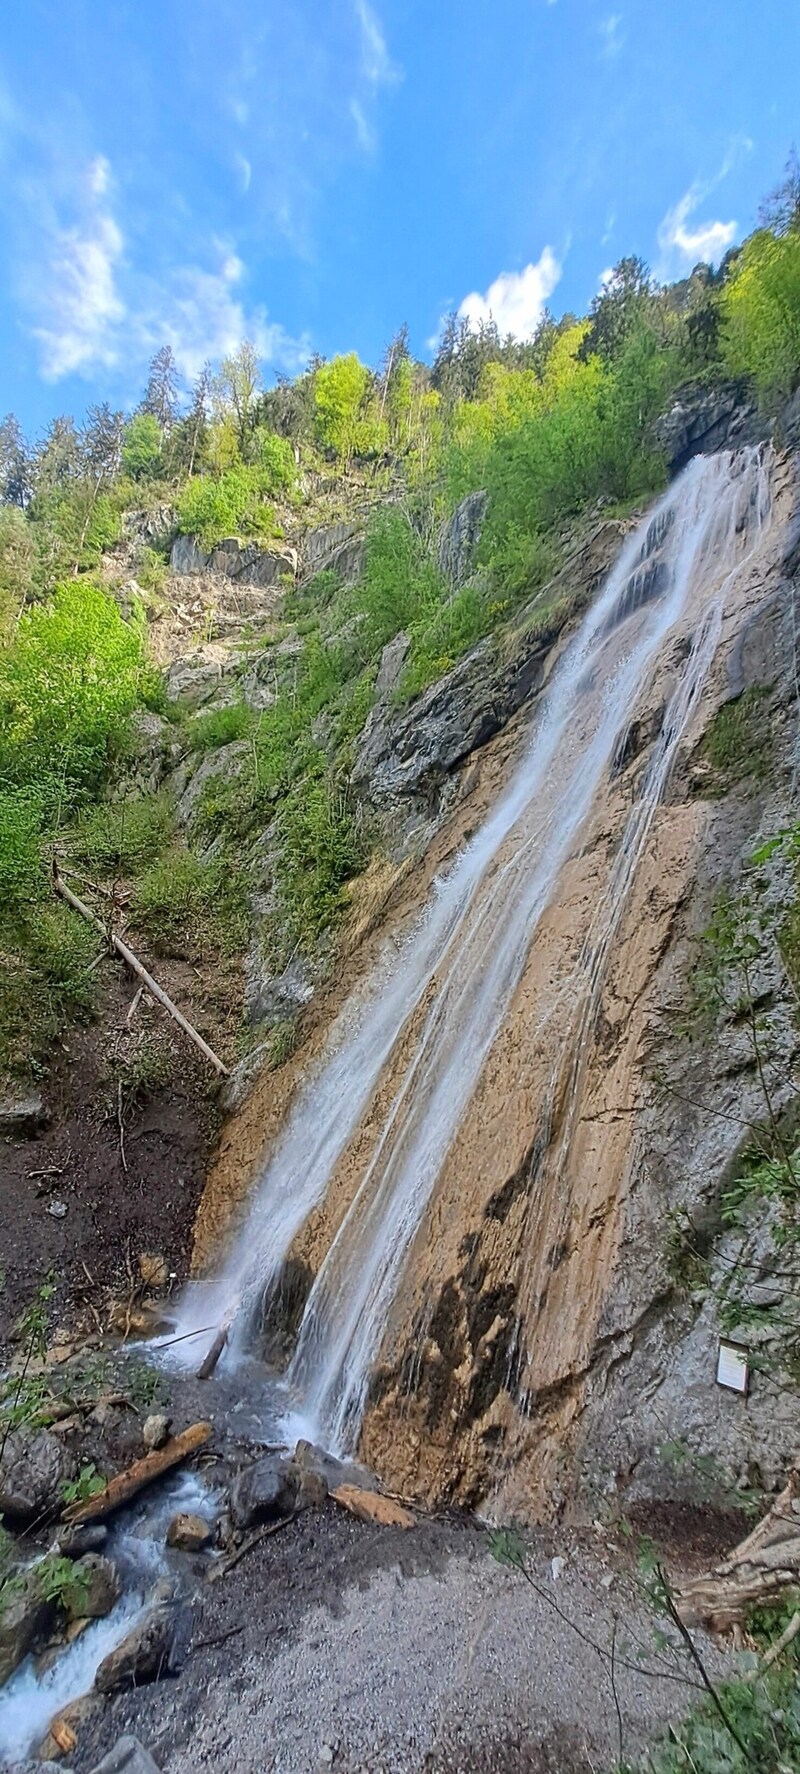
[657,184,737,275]
[31,159,126,379]
[349,98,375,152]
[234,152,252,193]
[599,13,624,58]
[26,155,309,385]
[456,247,562,340]
[354,0,401,86]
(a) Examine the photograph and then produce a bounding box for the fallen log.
[62,1421,212,1524]
[676,1461,800,1632]
[52,866,229,1077]
[196,1322,230,1381]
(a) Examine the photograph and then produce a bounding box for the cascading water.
[172,445,775,1461]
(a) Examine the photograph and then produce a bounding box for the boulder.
[123,505,176,552]
[89,1739,162,1774]
[301,520,364,585]
[438,489,487,586]
[176,739,250,826]
[0,1574,56,1684]
[94,1604,190,1694]
[166,1511,214,1552]
[170,534,208,575]
[63,1554,121,1621]
[0,1092,50,1137]
[331,1484,415,1529]
[228,1454,299,1530]
[0,1426,66,1523]
[375,631,410,698]
[58,1524,109,1558]
[142,1413,171,1453]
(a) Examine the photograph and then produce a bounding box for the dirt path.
[70,1508,731,1774]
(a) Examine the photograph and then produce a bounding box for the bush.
[175,467,276,549]
[721,226,800,402]
[0,906,99,1081]
[0,789,45,911]
[0,581,155,804]
[133,848,248,957]
[67,792,173,876]
[275,774,369,947]
[358,508,445,652]
[188,702,254,751]
[255,429,297,493]
[313,354,372,460]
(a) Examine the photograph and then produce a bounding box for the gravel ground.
[74,1510,730,1774]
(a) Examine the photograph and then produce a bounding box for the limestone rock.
[63,1554,121,1621]
[228,1454,299,1530]
[0,1092,49,1136]
[0,1426,66,1523]
[94,1604,190,1694]
[89,1739,162,1774]
[170,533,295,586]
[166,1511,214,1551]
[123,505,176,552]
[301,519,364,585]
[142,1413,171,1452]
[0,1574,56,1684]
[375,631,410,698]
[176,738,250,826]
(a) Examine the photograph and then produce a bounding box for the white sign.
[716,1340,749,1394]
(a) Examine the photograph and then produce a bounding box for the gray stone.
[302,520,364,585]
[228,1454,299,1530]
[123,504,176,552]
[170,534,209,575]
[142,1412,171,1452]
[653,379,760,475]
[63,1553,121,1621]
[177,739,250,826]
[58,1523,109,1557]
[0,1092,49,1136]
[94,1604,190,1694]
[0,1573,56,1684]
[0,1426,66,1523]
[89,1736,162,1774]
[166,1511,214,1551]
[3,1763,70,1774]
[375,631,410,698]
[438,490,488,586]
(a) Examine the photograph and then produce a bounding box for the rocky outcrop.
[438,490,487,586]
[171,534,297,587]
[0,1092,49,1137]
[301,519,364,585]
[653,379,759,473]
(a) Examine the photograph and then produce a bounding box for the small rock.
[550,1556,566,1582]
[330,1485,415,1529]
[142,1413,171,1452]
[0,1091,50,1136]
[319,1745,335,1766]
[228,1454,299,1530]
[600,1571,614,1590]
[94,1604,190,1694]
[138,1253,168,1290]
[88,1735,162,1774]
[47,1199,68,1219]
[63,1554,121,1621]
[0,1425,67,1523]
[166,1512,214,1552]
[293,1467,328,1511]
[38,1695,99,1762]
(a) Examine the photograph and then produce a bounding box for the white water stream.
[171,446,774,1454]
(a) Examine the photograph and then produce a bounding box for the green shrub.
[0,581,155,804]
[359,508,445,652]
[189,702,254,751]
[0,906,99,1082]
[67,792,173,876]
[275,775,369,947]
[175,467,276,549]
[255,429,297,492]
[699,688,772,794]
[133,848,248,957]
[0,790,46,911]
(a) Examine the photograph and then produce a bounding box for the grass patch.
[0,905,100,1082]
[188,701,255,752]
[275,774,370,951]
[66,792,173,876]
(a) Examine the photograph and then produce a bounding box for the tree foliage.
[720,227,800,401]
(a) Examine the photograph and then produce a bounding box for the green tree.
[313,354,371,461]
[121,413,163,480]
[216,340,262,456]
[720,227,800,401]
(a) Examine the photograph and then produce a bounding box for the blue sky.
[0,0,797,433]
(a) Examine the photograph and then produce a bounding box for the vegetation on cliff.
[1,159,799,1090]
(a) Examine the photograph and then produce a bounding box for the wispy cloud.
[350,98,375,153]
[456,247,562,340]
[354,0,402,87]
[23,153,308,385]
[657,190,736,272]
[599,13,624,59]
[234,152,252,194]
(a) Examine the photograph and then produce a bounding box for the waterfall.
[171,446,775,1460]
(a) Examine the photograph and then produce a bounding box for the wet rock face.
[63,1554,121,1621]
[166,1511,214,1551]
[0,1574,56,1684]
[0,1426,67,1523]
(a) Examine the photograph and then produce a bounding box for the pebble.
[47,1200,68,1218]
[550,1555,566,1581]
